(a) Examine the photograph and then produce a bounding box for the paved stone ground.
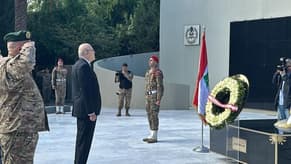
[34,108,275,164]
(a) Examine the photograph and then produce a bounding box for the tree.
[15,0,27,30]
[130,0,160,53]
[26,0,160,67]
[0,0,14,55]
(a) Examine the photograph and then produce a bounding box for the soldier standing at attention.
[143,55,164,143]
[52,58,67,114]
[0,31,49,164]
[115,63,133,116]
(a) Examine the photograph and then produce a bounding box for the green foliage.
[26,0,159,68]
[130,0,160,53]
[0,0,14,56]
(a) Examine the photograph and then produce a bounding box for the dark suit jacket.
[72,58,101,119]
[273,72,291,108]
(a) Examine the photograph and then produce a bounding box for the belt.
[146,90,157,95]
[56,79,66,82]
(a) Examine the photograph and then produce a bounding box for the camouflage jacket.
[145,68,164,101]
[0,43,49,133]
[52,67,67,87]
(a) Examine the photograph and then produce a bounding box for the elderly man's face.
[78,43,96,63]
[7,42,23,56]
[87,47,96,62]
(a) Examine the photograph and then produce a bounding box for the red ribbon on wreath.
[208,95,238,112]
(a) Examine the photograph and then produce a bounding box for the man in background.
[115,63,133,116]
[273,59,291,121]
[52,58,67,114]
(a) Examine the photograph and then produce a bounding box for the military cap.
[150,55,159,63]
[3,30,31,42]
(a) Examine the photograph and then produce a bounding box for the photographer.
[273,58,291,120]
[115,63,133,116]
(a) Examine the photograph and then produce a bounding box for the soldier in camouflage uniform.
[52,58,67,114]
[0,31,49,164]
[114,63,134,116]
[143,55,164,143]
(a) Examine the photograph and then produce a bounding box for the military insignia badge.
[184,25,200,46]
[186,27,197,43]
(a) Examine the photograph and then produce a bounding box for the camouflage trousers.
[118,88,132,110]
[145,96,160,130]
[0,132,38,164]
[55,84,66,106]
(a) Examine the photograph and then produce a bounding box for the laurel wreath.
[274,120,291,129]
[205,74,249,129]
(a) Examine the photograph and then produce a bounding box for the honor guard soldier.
[0,31,49,164]
[52,58,67,114]
[143,55,164,143]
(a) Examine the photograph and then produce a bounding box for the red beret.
[150,55,159,63]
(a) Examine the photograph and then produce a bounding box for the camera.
[276,57,289,71]
[114,71,120,83]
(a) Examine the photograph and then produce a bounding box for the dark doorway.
[229,16,291,110]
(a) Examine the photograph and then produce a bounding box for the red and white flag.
[193,31,209,122]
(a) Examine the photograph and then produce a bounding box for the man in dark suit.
[72,43,101,164]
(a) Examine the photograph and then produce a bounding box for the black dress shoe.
[143,138,150,142]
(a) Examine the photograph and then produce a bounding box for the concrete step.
[45,105,72,114]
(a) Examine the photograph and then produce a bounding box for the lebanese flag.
[193,31,209,123]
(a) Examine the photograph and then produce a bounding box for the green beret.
[3,30,31,42]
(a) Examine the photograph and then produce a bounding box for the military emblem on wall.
[184,25,200,46]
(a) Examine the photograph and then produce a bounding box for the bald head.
[78,43,96,62]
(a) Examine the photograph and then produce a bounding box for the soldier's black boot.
[116,109,121,117]
[147,138,158,143]
[125,108,130,116]
[143,138,150,142]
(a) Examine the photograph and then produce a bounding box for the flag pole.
[193,26,209,153]
[193,120,209,153]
